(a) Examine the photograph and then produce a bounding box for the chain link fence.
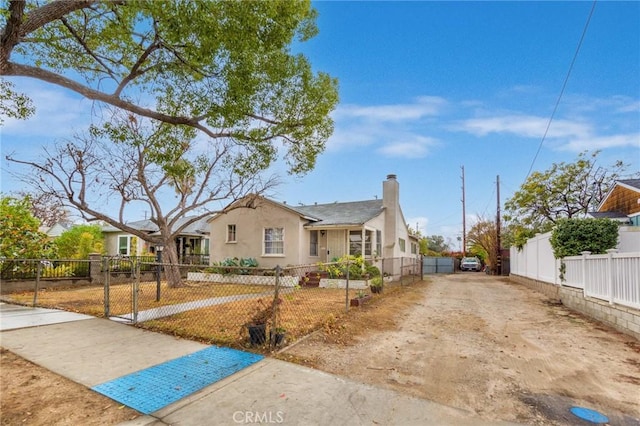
[1,256,422,353]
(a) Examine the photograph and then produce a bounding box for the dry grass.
[2,277,429,355]
[139,286,368,350]
[2,281,271,317]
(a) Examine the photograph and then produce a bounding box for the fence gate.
[103,257,139,323]
[423,256,455,274]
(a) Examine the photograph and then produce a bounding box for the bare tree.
[16,191,71,228]
[7,113,278,286]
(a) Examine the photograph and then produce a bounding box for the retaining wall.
[510,274,640,341]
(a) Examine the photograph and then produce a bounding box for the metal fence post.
[33,259,42,307]
[133,260,140,324]
[156,249,163,302]
[345,258,350,312]
[271,265,282,349]
[103,257,110,317]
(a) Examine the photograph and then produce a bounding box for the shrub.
[320,255,380,279]
[42,264,74,278]
[550,218,618,258]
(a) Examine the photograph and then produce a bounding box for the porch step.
[299,271,328,287]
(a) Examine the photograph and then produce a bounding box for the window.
[227,224,236,242]
[399,238,406,253]
[411,242,417,254]
[349,231,362,256]
[264,227,284,255]
[349,230,372,256]
[364,230,372,256]
[376,230,382,256]
[310,230,319,256]
[118,235,131,255]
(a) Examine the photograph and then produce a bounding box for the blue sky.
[1,1,639,250]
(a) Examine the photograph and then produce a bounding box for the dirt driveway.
[283,274,640,425]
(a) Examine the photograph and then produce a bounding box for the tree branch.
[2,62,244,139]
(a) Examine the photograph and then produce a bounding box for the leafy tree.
[55,224,104,259]
[426,235,450,255]
[549,218,618,259]
[0,196,54,259]
[1,0,338,174]
[2,0,339,286]
[466,218,498,271]
[504,151,636,245]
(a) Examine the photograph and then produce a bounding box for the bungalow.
[208,174,420,274]
[588,179,640,226]
[588,179,640,252]
[102,216,210,262]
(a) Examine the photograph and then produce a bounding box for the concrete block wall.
[510,274,640,341]
[509,274,560,300]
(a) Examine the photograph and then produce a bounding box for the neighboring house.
[208,174,420,273]
[102,216,210,261]
[588,179,640,226]
[40,222,71,239]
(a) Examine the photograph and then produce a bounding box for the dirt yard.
[0,348,140,425]
[2,274,639,425]
[281,274,640,425]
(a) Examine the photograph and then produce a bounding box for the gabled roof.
[211,195,385,227]
[617,179,640,191]
[290,200,384,227]
[587,211,630,220]
[102,216,210,236]
[595,179,640,213]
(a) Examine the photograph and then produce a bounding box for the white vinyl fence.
[511,231,640,310]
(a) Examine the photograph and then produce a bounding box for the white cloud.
[376,135,438,158]
[1,79,97,139]
[335,96,447,122]
[459,115,592,140]
[406,216,429,235]
[561,133,640,151]
[327,97,445,156]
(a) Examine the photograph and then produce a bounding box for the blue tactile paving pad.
[92,346,264,414]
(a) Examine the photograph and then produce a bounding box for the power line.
[524,0,597,180]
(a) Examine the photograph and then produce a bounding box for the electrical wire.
[524,0,597,181]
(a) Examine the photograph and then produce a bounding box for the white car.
[460,257,482,272]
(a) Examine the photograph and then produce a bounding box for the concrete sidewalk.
[0,303,519,425]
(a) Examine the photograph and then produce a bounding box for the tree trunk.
[162,239,183,288]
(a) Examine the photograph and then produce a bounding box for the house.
[102,216,210,262]
[208,174,420,274]
[588,179,640,226]
[40,222,71,239]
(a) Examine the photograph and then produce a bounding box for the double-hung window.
[118,235,131,256]
[227,224,237,243]
[264,227,284,255]
[309,230,319,256]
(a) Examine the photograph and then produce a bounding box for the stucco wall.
[209,201,306,268]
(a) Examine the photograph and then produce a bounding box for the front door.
[326,230,346,261]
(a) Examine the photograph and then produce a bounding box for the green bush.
[550,218,618,258]
[42,264,74,278]
[206,257,259,275]
[320,255,380,279]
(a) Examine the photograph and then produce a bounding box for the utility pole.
[496,175,501,275]
[461,166,466,257]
